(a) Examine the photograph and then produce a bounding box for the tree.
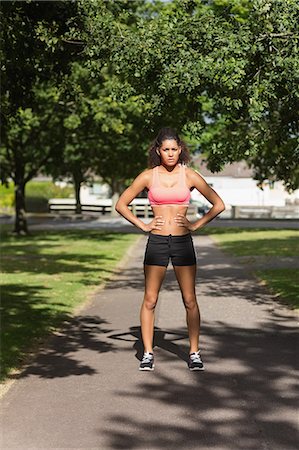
[85,0,299,191]
[53,0,156,207]
[44,57,154,213]
[0,0,80,233]
[1,0,156,228]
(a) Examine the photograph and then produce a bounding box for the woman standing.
[115,128,225,371]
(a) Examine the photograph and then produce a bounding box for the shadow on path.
[102,315,298,450]
[109,326,190,363]
[16,315,116,380]
[2,232,298,450]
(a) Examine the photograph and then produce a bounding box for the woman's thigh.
[173,265,197,300]
[144,264,167,295]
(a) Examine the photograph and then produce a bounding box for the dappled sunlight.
[1,231,298,449]
[16,315,116,380]
[1,230,138,381]
[1,283,68,380]
[100,317,297,450]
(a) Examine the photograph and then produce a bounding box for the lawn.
[254,269,299,310]
[202,227,299,256]
[0,229,139,381]
[201,226,299,309]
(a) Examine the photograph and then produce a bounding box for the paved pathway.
[1,213,299,231]
[234,255,299,270]
[1,234,298,450]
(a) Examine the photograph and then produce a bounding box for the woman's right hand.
[142,215,165,232]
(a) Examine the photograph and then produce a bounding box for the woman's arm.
[175,168,226,232]
[115,170,152,232]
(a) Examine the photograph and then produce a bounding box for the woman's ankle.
[189,347,200,354]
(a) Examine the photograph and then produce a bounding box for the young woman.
[115,128,225,371]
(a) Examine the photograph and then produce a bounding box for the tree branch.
[24,152,54,184]
[62,39,85,46]
[257,32,298,41]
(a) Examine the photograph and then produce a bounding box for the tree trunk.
[110,179,123,217]
[14,182,28,234]
[111,192,120,217]
[72,171,82,215]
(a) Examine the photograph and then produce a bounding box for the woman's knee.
[143,293,158,310]
[182,294,197,311]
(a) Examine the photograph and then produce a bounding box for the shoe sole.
[139,365,155,371]
[189,367,205,371]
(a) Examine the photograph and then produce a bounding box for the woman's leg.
[173,265,200,353]
[141,265,167,353]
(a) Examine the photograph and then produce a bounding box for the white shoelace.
[142,352,153,363]
[190,351,202,363]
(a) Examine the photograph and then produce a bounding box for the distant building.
[80,182,110,202]
[35,158,299,215]
[191,156,299,209]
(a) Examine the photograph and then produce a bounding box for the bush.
[0,183,14,212]
[0,181,74,213]
[26,181,74,200]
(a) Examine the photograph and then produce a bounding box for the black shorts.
[143,232,197,267]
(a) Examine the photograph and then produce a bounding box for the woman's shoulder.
[136,168,153,184]
[185,166,204,186]
[141,167,154,176]
[185,166,202,177]
[185,165,196,177]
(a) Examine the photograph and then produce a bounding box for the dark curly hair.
[148,127,191,168]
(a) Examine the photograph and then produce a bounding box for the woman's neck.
[160,162,180,173]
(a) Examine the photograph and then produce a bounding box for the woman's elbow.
[115,200,126,214]
[217,201,226,212]
[115,202,121,213]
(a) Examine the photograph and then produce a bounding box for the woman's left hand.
[174,213,197,232]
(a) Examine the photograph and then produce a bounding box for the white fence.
[48,198,299,219]
[229,205,299,219]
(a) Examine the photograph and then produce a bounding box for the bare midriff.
[151,204,189,236]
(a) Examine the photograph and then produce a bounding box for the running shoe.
[188,351,204,371]
[139,352,154,371]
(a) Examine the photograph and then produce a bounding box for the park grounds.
[1,212,298,386]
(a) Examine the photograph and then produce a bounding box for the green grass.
[202,227,299,256]
[200,227,299,309]
[0,229,139,381]
[255,269,299,309]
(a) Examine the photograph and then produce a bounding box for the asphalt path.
[0,233,298,450]
[1,213,299,232]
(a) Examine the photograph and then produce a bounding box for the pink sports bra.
[148,163,191,206]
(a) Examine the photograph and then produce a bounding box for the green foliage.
[0,0,157,228]
[0,181,73,212]
[26,181,73,200]
[0,186,14,209]
[0,1,84,230]
[82,0,298,191]
[2,0,298,229]
[41,1,154,194]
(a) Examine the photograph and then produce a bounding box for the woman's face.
[158,139,181,167]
